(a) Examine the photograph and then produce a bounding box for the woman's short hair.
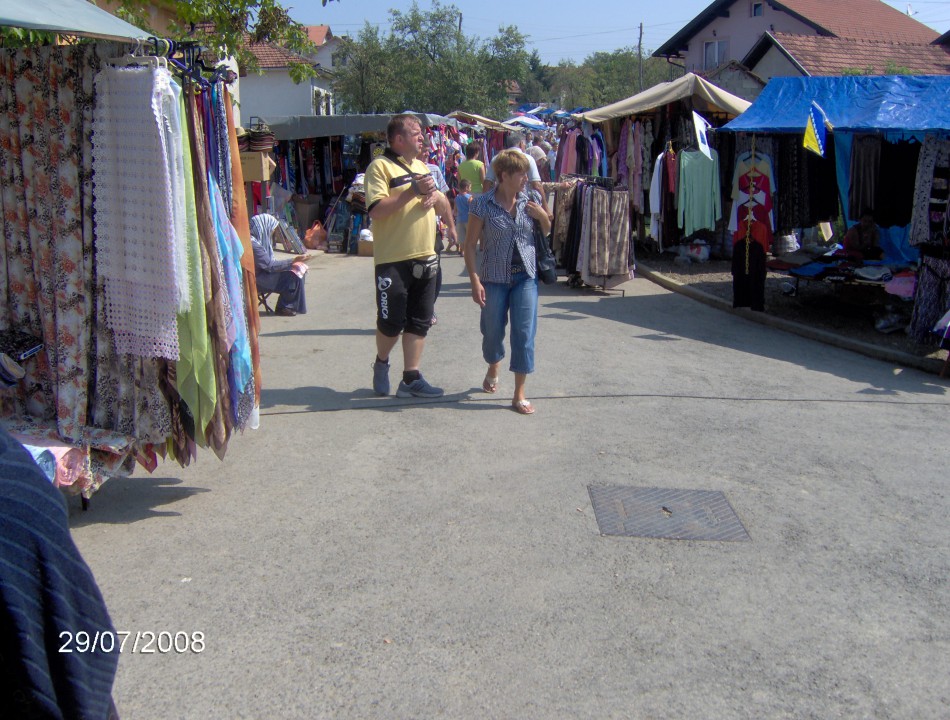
[464,143,480,159]
[492,148,530,180]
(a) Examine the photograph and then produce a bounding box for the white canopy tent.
[0,0,147,42]
[505,115,546,130]
[447,110,516,132]
[576,73,751,123]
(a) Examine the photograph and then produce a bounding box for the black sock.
[403,370,421,384]
[376,356,389,365]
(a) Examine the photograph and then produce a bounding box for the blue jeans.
[480,271,538,374]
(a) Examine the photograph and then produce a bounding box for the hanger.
[157,39,213,89]
[107,37,167,70]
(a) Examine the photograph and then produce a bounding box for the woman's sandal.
[482,375,499,393]
[511,399,535,415]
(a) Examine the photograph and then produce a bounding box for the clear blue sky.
[291,0,949,65]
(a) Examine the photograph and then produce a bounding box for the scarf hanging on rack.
[211,84,232,211]
[168,83,214,466]
[224,85,263,420]
[186,85,233,457]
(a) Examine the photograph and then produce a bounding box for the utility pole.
[458,12,463,34]
[638,22,644,92]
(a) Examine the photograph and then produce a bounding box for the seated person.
[250,214,311,316]
[843,211,884,261]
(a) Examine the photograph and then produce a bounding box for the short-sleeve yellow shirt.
[364,152,437,266]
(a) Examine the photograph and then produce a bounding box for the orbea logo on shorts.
[377,276,391,319]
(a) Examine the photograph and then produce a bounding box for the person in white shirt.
[483,132,551,219]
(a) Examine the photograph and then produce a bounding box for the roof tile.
[777,0,940,44]
[771,32,950,75]
[245,38,311,69]
[307,25,331,46]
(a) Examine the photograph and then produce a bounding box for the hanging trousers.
[732,240,767,311]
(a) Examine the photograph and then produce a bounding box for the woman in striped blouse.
[463,149,552,415]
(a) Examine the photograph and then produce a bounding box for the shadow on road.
[543,291,949,397]
[259,384,503,415]
[67,477,210,525]
[259,327,375,338]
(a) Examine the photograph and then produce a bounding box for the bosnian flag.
[803,101,832,157]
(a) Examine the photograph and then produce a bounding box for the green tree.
[641,53,682,89]
[386,0,471,113]
[586,48,638,106]
[333,23,399,113]
[547,47,683,109]
[92,0,329,81]
[549,60,596,109]
[332,1,529,118]
[483,24,531,104]
[519,49,551,104]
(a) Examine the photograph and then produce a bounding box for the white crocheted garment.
[92,65,180,359]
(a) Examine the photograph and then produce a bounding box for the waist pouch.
[411,255,439,279]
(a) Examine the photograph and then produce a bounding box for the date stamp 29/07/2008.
[58,631,205,654]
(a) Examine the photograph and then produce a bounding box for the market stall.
[552,73,751,289]
[0,25,262,497]
[721,75,950,337]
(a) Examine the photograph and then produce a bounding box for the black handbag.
[534,223,557,284]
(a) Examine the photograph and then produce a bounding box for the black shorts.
[375,256,439,337]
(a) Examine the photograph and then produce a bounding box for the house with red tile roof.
[239,25,344,122]
[653,0,948,96]
[745,30,950,78]
[241,38,336,123]
[303,24,345,71]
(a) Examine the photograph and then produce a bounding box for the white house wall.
[681,1,815,73]
[312,39,342,70]
[752,45,805,82]
[240,70,314,124]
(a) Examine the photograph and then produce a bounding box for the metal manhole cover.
[587,486,751,542]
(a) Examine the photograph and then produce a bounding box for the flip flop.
[482,375,499,393]
[511,399,535,415]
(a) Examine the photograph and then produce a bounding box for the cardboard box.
[358,239,374,257]
[240,152,276,183]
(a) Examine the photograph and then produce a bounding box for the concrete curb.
[636,263,947,376]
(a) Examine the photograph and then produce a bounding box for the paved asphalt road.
[70,250,949,719]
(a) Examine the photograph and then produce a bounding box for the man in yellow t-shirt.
[365,114,455,398]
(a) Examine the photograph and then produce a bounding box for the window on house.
[704,40,728,70]
[752,2,764,16]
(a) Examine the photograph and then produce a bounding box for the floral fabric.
[0,45,98,444]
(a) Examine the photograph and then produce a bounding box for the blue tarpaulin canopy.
[723,75,950,263]
[722,75,950,134]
